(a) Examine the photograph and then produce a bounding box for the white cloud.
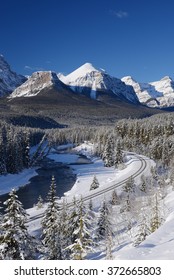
[110,10,128,19]
[24,65,44,71]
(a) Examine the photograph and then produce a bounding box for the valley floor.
[1,142,174,259]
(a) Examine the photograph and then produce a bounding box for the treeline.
[2,111,174,176]
[45,113,174,169]
[0,121,44,174]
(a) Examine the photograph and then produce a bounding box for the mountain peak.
[10,71,64,98]
[160,76,172,81]
[122,76,138,84]
[63,62,103,83]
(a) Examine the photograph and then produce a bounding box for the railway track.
[66,154,147,208]
[28,154,148,221]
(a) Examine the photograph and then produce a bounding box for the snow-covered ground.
[115,186,174,260]
[47,143,154,206]
[32,142,174,259]
[1,142,174,259]
[0,167,38,195]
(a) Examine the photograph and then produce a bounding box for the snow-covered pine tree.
[123,176,135,193]
[66,197,78,244]
[150,193,163,233]
[36,195,44,209]
[96,199,112,241]
[122,176,136,212]
[41,175,62,260]
[133,211,150,247]
[102,136,114,167]
[90,175,99,191]
[111,189,120,205]
[0,189,35,260]
[59,199,70,259]
[114,140,123,168]
[67,197,94,260]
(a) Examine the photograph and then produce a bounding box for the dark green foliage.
[96,200,112,240]
[41,175,62,260]
[114,140,123,167]
[0,189,35,259]
[0,121,45,174]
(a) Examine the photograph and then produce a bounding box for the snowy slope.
[0,55,26,97]
[59,63,139,103]
[2,142,174,259]
[9,71,65,98]
[122,75,174,108]
[26,143,174,260]
[115,187,174,260]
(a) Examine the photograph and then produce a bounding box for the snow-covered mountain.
[0,55,26,97]
[59,63,139,104]
[122,75,174,108]
[5,55,174,109]
[10,71,65,98]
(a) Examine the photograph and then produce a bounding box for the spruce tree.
[134,212,150,246]
[96,199,112,241]
[59,199,70,259]
[111,190,120,205]
[122,177,136,212]
[123,176,135,193]
[150,193,162,233]
[41,175,62,259]
[90,175,99,191]
[0,189,35,259]
[114,140,123,168]
[67,197,93,260]
[36,195,44,209]
[103,137,114,167]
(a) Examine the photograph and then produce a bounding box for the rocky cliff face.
[0,55,26,96]
[122,75,174,108]
[10,71,64,98]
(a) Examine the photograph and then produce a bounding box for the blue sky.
[1,0,174,82]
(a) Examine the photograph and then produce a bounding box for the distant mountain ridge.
[0,55,26,97]
[122,75,174,108]
[1,55,174,109]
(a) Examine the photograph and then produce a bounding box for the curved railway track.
[28,154,148,221]
[67,154,147,207]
